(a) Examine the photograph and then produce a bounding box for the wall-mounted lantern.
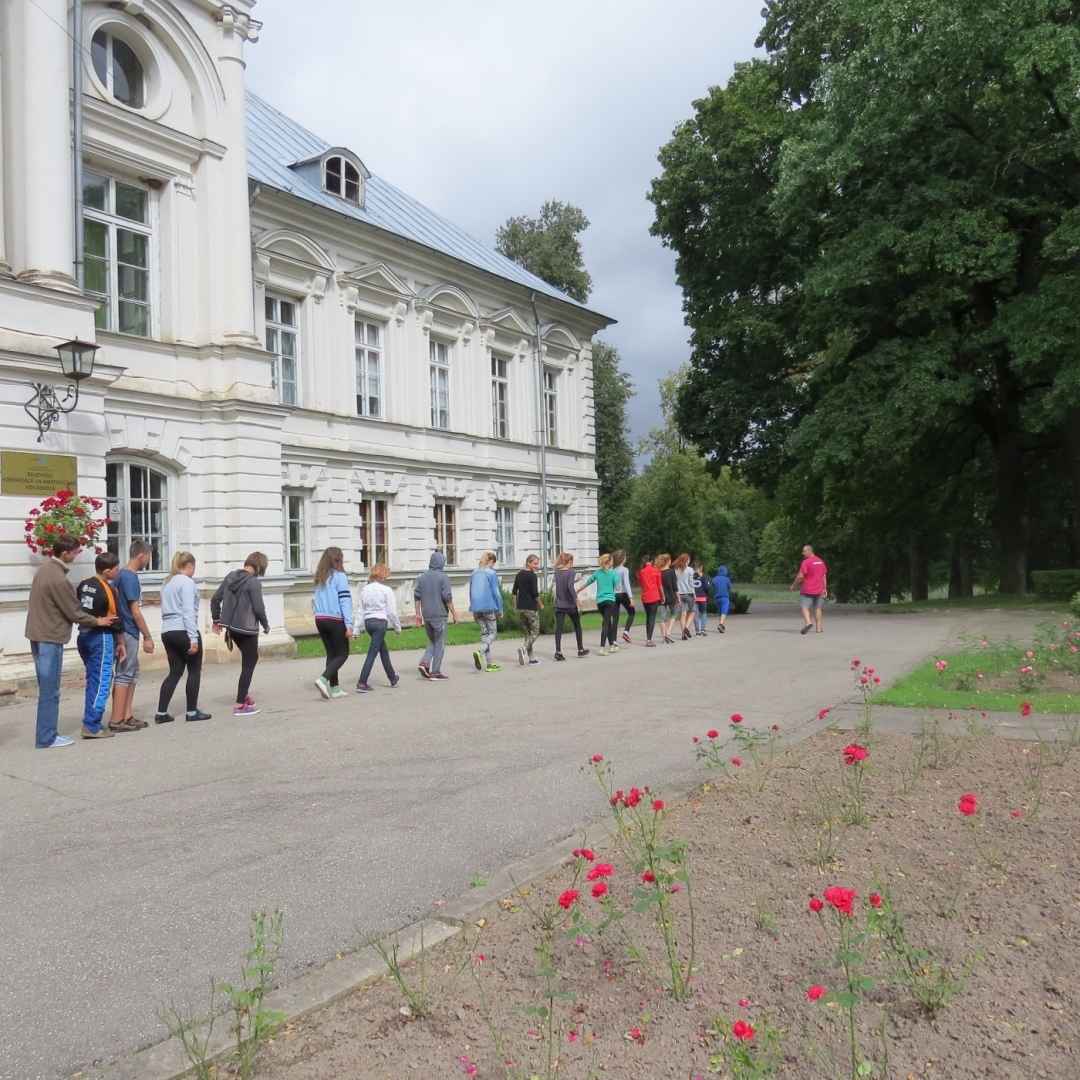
[24,339,99,442]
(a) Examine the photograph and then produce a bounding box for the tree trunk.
[948,534,962,599]
[908,530,928,602]
[996,400,1028,594]
[876,556,893,605]
[960,543,974,597]
[1067,406,1080,563]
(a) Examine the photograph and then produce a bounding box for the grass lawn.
[294,613,604,658]
[874,646,1079,714]
[871,593,1064,614]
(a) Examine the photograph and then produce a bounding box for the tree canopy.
[591,341,636,553]
[651,0,1080,595]
[495,200,593,303]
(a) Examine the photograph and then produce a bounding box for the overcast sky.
[245,0,765,443]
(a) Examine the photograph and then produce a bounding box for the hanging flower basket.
[24,489,110,556]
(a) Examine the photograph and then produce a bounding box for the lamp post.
[24,339,99,441]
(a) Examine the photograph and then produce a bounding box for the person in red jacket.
[637,556,663,647]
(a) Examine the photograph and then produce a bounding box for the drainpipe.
[531,292,549,590]
[72,0,84,290]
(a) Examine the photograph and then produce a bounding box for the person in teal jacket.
[577,553,621,654]
[469,552,504,672]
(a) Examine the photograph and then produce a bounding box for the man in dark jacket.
[413,552,458,679]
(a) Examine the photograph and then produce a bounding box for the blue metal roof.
[246,92,605,319]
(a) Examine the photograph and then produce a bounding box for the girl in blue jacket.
[469,552,504,672]
[312,547,354,698]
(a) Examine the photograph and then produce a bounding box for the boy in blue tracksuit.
[711,564,732,634]
[469,552,504,672]
[75,551,127,737]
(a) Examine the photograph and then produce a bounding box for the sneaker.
[108,718,140,733]
[82,726,115,739]
[473,650,484,671]
[418,661,431,679]
[355,683,374,693]
[645,641,657,648]
[186,710,212,721]
[486,664,501,672]
[233,702,260,716]
[429,672,450,680]
[314,676,331,700]
[554,652,566,661]
[331,686,349,698]
[719,624,726,634]
[609,644,620,652]
[622,632,632,644]
[598,647,608,656]
[155,712,175,724]
[518,646,527,666]
[577,648,590,657]
[389,675,401,688]
[528,657,540,665]
[245,696,257,708]
[43,734,74,748]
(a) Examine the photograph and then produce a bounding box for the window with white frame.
[546,508,564,568]
[266,296,299,406]
[495,505,515,566]
[282,493,306,571]
[433,502,457,564]
[324,155,361,204]
[544,369,559,448]
[492,355,509,439]
[91,30,145,109]
[106,461,169,571]
[430,340,450,429]
[355,321,382,418]
[358,498,389,567]
[83,171,151,336]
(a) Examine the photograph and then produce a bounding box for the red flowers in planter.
[823,886,857,915]
[558,889,579,910]
[842,743,868,765]
[957,793,978,817]
[731,1020,755,1041]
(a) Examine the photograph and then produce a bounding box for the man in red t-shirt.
[790,545,828,634]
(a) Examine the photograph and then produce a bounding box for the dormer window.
[325,156,361,203]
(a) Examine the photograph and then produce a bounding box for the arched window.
[324,155,361,203]
[91,30,145,109]
[106,461,169,570]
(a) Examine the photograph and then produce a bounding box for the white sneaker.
[47,734,74,747]
[331,686,349,698]
[314,676,331,700]
[518,646,527,666]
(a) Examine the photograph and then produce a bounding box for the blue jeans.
[32,640,64,747]
[77,632,116,732]
[694,601,708,633]
[359,619,397,684]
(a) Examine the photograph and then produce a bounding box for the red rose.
[731,758,741,766]
[869,894,882,908]
[1020,702,1032,717]
[731,1020,754,1041]
[641,871,656,883]
[818,708,831,719]
[74,507,84,516]
[591,881,608,899]
[44,524,54,533]
[652,800,664,811]
[958,793,978,816]
[692,736,699,743]
[730,713,743,723]
[807,985,827,1001]
[587,863,613,881]
[29,507,39,515]
[591,754,603,762]
[572,848,595,862]
[842,743,867,765]
[809,897,824,913]
[558,890,579,910]
[772,724,779,730]
[625,788,641,808]
[823,886,857,915]
[707,729,719,739]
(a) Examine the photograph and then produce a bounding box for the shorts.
[717,596,730,616]
[800,593,824,610]
[678,594,695,613]
[658,603,674,620]
[113,632,141,685]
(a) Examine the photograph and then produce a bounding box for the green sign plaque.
[1,451,79,497]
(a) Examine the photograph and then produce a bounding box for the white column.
[1,0,75,290]
[215,7,257,343]
[0,22,13,276]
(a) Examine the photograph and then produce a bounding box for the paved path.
[0,605,983,1079]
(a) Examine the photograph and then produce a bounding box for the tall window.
[433,503,457,564]
[106,462,168,571]
[282,494,306,571]
[91,30,144,109]
[430,340,450,429]
[83,171,151,336]
[544,369,559,448]
[546,508,563,568]
[358,498,389,567]
[324,155,361,203]
[266,296,299,406]
[491,355,509,439]
[495,505,515,566]
[355,321,382,418]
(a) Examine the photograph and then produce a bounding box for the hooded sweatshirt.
[414,552,453,620]
[211,569,269,634]
[711,566,732,599]
[469,566,504,614]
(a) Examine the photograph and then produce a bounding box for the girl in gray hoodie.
[211,552,269,715]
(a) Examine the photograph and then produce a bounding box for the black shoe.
[154,713,175,724]
[389,675,401,688]
[185,710,212,721]
[800,624,812,635]
[554,652,566,661]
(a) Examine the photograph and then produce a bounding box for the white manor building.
[0,0,611,684]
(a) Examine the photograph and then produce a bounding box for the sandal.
[108,718,140,733]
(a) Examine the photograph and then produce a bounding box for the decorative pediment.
[485,307,534,338]
[489,482,526,505]
[352,469,405,496]
[419,283,480,318]
[341,262,413,299]
[253,228,336,273]
[541,324,583,353]
[426,476,471,500]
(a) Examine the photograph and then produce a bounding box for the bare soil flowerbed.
[254,727,1080,1080]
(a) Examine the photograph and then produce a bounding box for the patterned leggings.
[519,609,540,654]
[475,611,498,664]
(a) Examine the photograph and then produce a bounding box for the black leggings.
[555,610,583,653]
[230,631,260,704]
[614,592,635,633]
[159,631,202,714]
[643,601,659,642]
[315,617,350,687]
[598,600,619,648]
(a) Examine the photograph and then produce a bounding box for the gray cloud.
[246,0,765,441]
